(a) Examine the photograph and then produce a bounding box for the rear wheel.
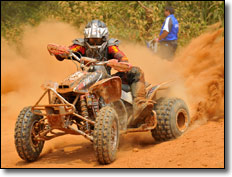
[14,107,44,162]
[93,106,119,164]
[151,98,190,142]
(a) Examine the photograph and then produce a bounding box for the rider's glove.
[107,59,132,72]
[55,54,65,61]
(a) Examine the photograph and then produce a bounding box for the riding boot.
[129,67,154,126]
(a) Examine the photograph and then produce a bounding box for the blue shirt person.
[154,6,179,60]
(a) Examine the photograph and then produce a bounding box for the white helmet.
[84,20,109,42]
[84,20,109,59]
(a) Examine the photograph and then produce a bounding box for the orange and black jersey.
[68,44,129,62]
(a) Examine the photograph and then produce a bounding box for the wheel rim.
[111,119,118,152]
[176,109,188,132]
[30,121,41,147]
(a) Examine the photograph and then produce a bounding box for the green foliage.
[1,1,46,41]
[1,1,224,46]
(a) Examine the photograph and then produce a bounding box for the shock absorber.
[92,94,99,118]
[80,95,89,118]
[86,94,93,108]
[80,95,89,131]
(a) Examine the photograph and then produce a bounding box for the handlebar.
[71,53,81,62]
[47,43,132,72]
[70,52,109,71]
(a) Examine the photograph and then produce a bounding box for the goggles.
[88,38,103,45]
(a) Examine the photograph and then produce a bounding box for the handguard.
[107,59,132,72]
[47,43,70,56]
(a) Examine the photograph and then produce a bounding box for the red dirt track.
[1,117,224,168]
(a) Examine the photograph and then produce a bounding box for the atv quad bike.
[14,44,190,164]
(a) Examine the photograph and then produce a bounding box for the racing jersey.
[68,43,129,62]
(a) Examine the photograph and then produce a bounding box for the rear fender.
[146,80,174,100]
[89,76,122,104]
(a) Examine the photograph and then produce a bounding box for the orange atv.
[14,44,190,164]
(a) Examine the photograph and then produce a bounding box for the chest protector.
[72,38,120,74]
[73,38,120,59]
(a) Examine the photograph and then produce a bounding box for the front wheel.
[151,98,190,142]
[14,107,44,162]
[93,106,119,164]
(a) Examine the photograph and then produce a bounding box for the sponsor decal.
[71,46,80,52]
[112,46,119,53]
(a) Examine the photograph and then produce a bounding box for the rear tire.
[93,106,119,164]
[151,98,190,142]
[14,107,44,162]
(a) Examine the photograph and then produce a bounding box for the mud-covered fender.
[146,80,174,100]
[89,76,122,104]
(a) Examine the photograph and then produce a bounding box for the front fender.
[89,76,122,104]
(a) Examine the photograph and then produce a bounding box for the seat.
[122,84,131,92]
[122,82,150,92]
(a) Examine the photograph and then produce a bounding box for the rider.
[55,20,154,127]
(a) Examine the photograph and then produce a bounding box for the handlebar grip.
[55,54,65,61]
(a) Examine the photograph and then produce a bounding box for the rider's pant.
[113,66,146,99]
[114,66,153,126]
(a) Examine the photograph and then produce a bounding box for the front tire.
[14,107,44,162]
[93,106,119,164]
[151,98,190,142]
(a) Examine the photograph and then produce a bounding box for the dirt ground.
[1,21,224,168]
[1,114,224,168]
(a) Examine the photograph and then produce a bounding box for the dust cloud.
[119,26,224,144]
[120,26,224,126]
[174,28,224,125]
[1,21,82,121]
[1,20,224,128]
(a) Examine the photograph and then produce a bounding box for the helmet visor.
[88,38,103,45]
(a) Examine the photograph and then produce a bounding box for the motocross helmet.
[84,20,109,59]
